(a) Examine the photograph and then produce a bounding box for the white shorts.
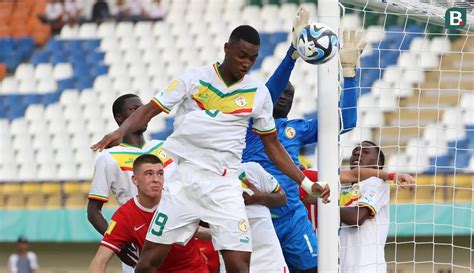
[146,162,252,252]
[219,216,288,273]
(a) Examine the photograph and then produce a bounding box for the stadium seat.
[419,52,439,69]
[23,182,45,208]
[430,37,451,54]
[53,63,74,80]
[79,23,98,39]
[3,183,24,209]
[41,182,62,208]
[63,181,88,208]
[134,21,153,38]
[1,77,19,93]
[0,163,18,182]
[18,160,38,180]
[28,119,48,135]
[97,21,116,39]
[59,89,79,106]
[37,78,57,94]
[116,22,134,38]
[390,185,414,203]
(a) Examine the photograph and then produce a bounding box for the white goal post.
[315,0,473,272]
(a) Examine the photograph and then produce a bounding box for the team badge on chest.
[285,127,296,139]
[234,96,247,107]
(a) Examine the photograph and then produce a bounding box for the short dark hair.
[362,140,385,169]
[133,154,163,174]
[112,94,139,116]
[229,25,260,45]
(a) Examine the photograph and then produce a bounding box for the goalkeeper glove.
[291,7,310,60]
[340,29,367,78]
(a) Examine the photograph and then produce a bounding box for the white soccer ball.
[296,22,339,65]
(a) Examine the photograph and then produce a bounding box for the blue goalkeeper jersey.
[242,48,359,217]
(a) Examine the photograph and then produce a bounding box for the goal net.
[338,0,473,272]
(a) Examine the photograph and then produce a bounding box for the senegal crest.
[285,127,296,139]
[234,96,247,107]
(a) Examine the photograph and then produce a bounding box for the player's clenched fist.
[301,178,330,204]
[394,173,416,191]
[91,129,124,152]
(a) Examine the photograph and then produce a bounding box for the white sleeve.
[358,178,389,216]
[8,254,17,273]
[151,69,196,114]
[242,162,280,193]
[251,87,276,135]
[27,252,39,270]
[88,153,115,202]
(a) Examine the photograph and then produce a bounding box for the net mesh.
[339,1,473,272]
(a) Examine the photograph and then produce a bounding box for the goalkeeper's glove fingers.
[340,28,367,78]
[291,7,310,60]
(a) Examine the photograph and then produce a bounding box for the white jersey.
[151,63,276,175]
[220,162,287,273]
[88,140,176,205]
[340,177,390,273]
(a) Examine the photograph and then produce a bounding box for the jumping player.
[87,94,175,272]
[92,25,329,273]
[88,154,208,273]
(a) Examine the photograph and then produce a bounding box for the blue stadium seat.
[453,151,470,169]
[31,51,51,65]
[447,139,469,149]
[22,94,42,105]
[50,51,69,64]
[75,77,94,89]
[0,38,15,53]
[57,78,76,92]
[16,37,35,60]
[82,39,101,51]
[4,94,22,109]
[379,50,400,68]
[360,55,379,69]
[5,52,22,71]
[73,63,90,78]
[269,32,288,45]
[63,40,83,52]
[90,65,108,78]
[6,106,26,120]
[86,51,105,66]
[45,39,63,52]
[41,92,61,105]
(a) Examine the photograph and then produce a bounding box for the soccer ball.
[296,23,339,65]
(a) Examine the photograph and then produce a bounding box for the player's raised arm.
[91,102,161,151]
[341,167,415,189]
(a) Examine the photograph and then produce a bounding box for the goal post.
[317,0,340,272]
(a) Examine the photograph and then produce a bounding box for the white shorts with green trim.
[146,162,252,252]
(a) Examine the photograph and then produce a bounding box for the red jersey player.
[89,154,208,273]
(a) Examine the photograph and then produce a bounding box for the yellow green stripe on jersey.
[192,80,257,114]
[109,142,173,171]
